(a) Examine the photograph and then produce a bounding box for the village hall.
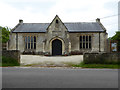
[8,15,108,56]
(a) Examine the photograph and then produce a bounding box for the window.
[79,35,92,49]
[89,36,91,49]
[56,19,58,24]
[86,36,88,41]
[55,19,59,28]
[28,36,30,49]
[80,36,82,49]
[25,36,27,49]
[25,36,36,50]
[31,36,33,49]
[86,43,88,48]
[34,36,36,49]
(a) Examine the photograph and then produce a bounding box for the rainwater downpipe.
[99,32,101,52]
[16,33,18,50]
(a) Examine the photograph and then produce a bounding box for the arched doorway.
[52,39,62,56]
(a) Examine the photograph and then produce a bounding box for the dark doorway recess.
[52,39,62,56]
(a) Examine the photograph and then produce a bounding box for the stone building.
[8,15,108,55]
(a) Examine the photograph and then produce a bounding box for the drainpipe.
[99,32,101,52]
[16,33,18,50]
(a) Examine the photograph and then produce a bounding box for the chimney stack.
[96,18,100,22]
[19,19,23,23]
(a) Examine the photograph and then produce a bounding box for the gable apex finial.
[55,15,58,17]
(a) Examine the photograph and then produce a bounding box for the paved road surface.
[2,67,118,88]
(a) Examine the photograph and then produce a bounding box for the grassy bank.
[72,62,120,69]
[1,56,20,67]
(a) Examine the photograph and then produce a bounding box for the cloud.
[1,0,57,3]
[0,1,51,27]
[0,0,119,37]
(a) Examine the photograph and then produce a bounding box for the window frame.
[79,35,92,50]
[24,36,36,50]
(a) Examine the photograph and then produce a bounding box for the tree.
[111,31,120,51]
[0,26,10,43]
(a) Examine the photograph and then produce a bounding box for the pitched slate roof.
[64,22,104,32]
[12,22,104,33]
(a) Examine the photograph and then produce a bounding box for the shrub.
[22,51,36,55]
[70,51,83,55]
[2,56,20,66]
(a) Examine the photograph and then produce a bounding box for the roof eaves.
[69,30,104,33]
[12,31,46,33]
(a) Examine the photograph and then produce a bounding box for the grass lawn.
[1,56,119,69]
[72,62,120,69]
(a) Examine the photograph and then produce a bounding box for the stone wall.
[8,33,16,50]
[84,53,120,64]
[2,50,20,63]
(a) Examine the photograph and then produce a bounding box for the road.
[2,67,118,88]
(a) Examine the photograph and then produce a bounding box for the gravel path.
[20,55,83,66]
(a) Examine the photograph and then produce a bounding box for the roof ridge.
[64,22,96,23]
[23,23,50,24]
[23,22,96,24]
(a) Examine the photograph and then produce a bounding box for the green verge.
[2,56,20,67]
[72,62,120,69]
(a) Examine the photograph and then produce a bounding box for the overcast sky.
[0,0,119,37]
